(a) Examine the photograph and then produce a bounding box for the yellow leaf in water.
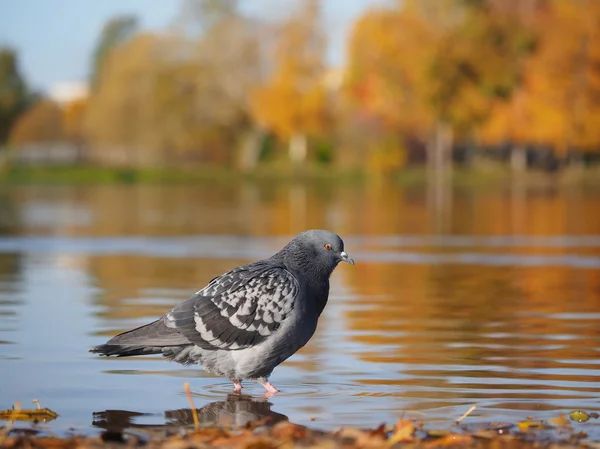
[0,407,59,423]
[517,420,545,431]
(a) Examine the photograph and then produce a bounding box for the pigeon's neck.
[272,248,331,315]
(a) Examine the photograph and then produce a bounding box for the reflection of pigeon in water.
[170,394,288,428]
[93,394,288,432]
[91,230,354,393]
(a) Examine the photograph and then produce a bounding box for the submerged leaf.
[569,411,590,423]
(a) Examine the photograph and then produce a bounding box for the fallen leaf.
[425,433,472,447]
[517,420,545,431]
[570,411,591,423]
[388,419,416,445]
[549,414,569,427]
[271,422,309,440]
[0,408,59,423]
[336,427,386,448]
[189,427,231,443]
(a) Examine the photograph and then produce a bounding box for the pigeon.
[91,229,354,394]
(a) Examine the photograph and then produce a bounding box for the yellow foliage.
[9,99,64,146]
[366,139,407,175]
[63,98,87,142]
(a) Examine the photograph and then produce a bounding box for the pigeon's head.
[285,229,354,276]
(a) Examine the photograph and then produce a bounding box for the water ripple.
[0,236,598,268]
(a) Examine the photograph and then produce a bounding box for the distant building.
[48,81,89,105]
[323,67,344,91]
[9,80,89,166]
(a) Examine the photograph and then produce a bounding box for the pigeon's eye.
[324,244,332,251]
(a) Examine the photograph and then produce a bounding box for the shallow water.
[0,181,599,437]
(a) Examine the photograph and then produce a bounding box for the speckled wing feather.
[164,261,299,351]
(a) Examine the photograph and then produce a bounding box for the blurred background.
[1,0,600,438]
[1,0,600,175]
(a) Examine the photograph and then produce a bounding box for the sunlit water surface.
[0,182,599,438]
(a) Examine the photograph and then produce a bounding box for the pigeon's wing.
[164,262,299,351]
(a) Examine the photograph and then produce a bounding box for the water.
[1,181,599,438]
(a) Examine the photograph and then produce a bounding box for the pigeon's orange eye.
[324,244,332,251]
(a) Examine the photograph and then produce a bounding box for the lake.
[1,180,599,438]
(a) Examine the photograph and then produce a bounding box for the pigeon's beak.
[340,251,355,265]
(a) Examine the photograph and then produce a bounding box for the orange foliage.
[478,0,600,153]
[6,0,600,169]
[250,1,328,143]
[344,4,435,136]
[345,0,534,144]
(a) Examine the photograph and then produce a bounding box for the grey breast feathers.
[163,261,299,351]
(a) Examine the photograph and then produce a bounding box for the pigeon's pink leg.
[232,379,243,393]
[261,381,280,394]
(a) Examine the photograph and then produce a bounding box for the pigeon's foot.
[232,378,243,393]
[261,381,280,394]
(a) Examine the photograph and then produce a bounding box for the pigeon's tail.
[90,318,193,357]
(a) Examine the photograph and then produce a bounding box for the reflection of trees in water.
[344,263,521,363]
[92,394,288,434]
[0,253,23,344]
[0,188,20,235]
[89,256,251,325]
[43,181,598,396]
[344,258,600,387]
[4,181,600,237]
[1,182,354,238]
[341,181,600,382]
[0,254,21,283]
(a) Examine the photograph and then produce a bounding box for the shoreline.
[1,164,598,187]
[2,410,599,449]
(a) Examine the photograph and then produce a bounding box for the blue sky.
[0,0,386,93]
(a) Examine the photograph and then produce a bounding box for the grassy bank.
[0,163,598,187]
[0,164,368,185]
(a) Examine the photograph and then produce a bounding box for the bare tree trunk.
[237,127,266,172]
[510,173,526,234]
[427,120,453,177]
[510,145,526,172]
[427,120,453,234]
[289,133,307,164]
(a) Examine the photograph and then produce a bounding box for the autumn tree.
[250,0,329,165]
[176,0,272,171]
[90,15,138,88]
[343,5,436,172]
[480,0,600,166]
[84,0,276,168]
[345,0,534,173]
[0,48,29,145]
[84,33,166,166]
[9,98,64,146]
